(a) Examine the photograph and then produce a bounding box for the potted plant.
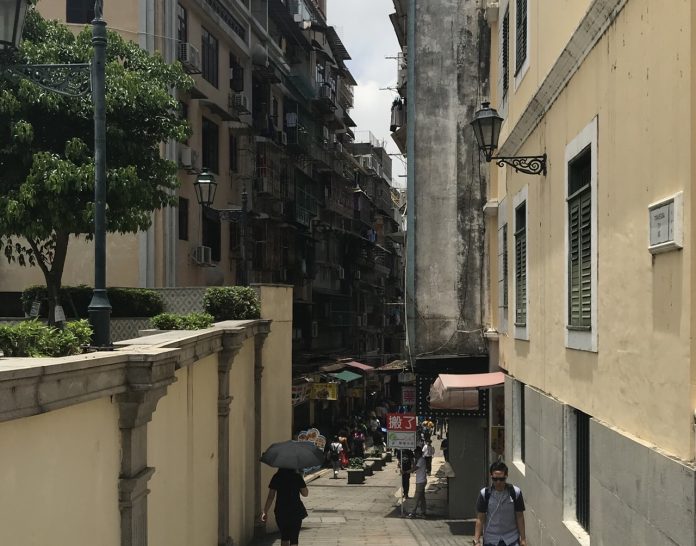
[346,457,365,484]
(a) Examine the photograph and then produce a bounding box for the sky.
[326,0,406,188]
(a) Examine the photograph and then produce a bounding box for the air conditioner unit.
[229,92,250,113]
[192,245,213,266]
[354,270,361,280]
[338,266,345,280]
[311,321,319,338]
[335,142,343,154]
[178,43,202,74]
[319,85,332,100]
[179,145,193,169]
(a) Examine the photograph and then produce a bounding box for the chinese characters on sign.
[386,412,416,449]
[401,386,416,406]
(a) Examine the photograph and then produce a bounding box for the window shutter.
[515,224,526,325]
[502,224,509,309]
[502,9,509,95]
[515,0,527,74]
[568,190,591,327]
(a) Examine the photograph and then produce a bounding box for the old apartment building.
[0,0,404,371]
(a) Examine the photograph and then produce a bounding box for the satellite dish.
[251,44,268,67]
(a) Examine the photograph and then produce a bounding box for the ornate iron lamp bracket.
[494,153,547,176]
[5,63,91,97]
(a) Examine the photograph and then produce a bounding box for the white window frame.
[513,0,530,90]
[564,117,598,352]
[562,406,591,546]
[512,185,528,340]
[512,380,526,474]
[497,197,509,334]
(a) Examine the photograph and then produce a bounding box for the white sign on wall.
[648,191,683,254]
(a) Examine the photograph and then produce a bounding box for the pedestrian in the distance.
[404,446,428,518]
[441,435,449,462]
[422,439,434,474]
[399,449,414,498]
[473,461,527,546]
[328,436,343,479]
[261,468,309,546]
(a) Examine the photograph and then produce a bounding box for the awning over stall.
[330,370,362,383]
[429,372,505,410]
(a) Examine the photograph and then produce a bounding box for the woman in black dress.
[261,468,309,545]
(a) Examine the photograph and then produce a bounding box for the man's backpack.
[329,442,340,461]
[482,484,520,511]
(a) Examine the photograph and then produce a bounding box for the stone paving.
[251,441,476,545]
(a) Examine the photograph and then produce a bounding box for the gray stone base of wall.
[505,379,695,546]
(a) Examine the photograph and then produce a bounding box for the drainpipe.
[405,0,416,367]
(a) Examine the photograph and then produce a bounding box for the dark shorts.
[277,517,302,544]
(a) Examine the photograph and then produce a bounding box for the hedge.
[0,319,92,357]
[150,312,214,330]
[203,287,260,321]
[21,285,164,318]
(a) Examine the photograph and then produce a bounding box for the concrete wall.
[0,284,291,546]
[412,0,488,357]
[0,398,121,546]
[506,379,696,546]
[447,417,488,519]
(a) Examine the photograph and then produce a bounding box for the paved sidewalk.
[251,441,475,545]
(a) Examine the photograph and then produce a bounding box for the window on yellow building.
[515,0,527,75]
[514,202,527,326]
[502,8,509,96]
[568,147,591,329]
[202,27,219,87]
[66,0,94,24]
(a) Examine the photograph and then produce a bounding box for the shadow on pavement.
[446,520,476,535]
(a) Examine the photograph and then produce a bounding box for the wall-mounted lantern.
[470,102,547,176]
[194,169,218,208]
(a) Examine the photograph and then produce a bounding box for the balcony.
[286,125,312,154]
[314,83,336,112]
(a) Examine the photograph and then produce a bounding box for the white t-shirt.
[414,457,427,484]
[422,444,435,457]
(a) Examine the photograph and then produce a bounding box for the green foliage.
[0,319,92,357]
[150,312,214,330]
[21,285,164,318]
[0,8,192,318]
[203,287,261,321]
[348,457,364,469]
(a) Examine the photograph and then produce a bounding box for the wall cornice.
[498,0,628,156]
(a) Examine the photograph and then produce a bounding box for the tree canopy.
[0,8,192,321]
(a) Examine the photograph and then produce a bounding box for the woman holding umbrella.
[260,468,308,545]
[260,439,322,545]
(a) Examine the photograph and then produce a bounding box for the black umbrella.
[260,440,325,470]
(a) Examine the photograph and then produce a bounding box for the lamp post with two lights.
[0,0,111,346]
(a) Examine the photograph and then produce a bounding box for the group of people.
[261,412,527,546]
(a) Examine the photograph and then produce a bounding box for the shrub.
[0,319,92,357]
[203,287,260,321]
[348,457,364,469]
[21,285,164,318]
[150,312,214,330]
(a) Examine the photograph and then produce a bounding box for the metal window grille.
[515,0,527,74]
[515,203,526,326]
[575,410,590,531]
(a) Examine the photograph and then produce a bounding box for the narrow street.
[252,443,475,545]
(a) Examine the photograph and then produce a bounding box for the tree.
[0,8,191,323]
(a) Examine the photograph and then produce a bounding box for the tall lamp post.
[1,0,111,347]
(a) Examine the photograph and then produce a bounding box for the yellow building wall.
[38,0,141,43]
[258,285,293,530]
[0,398,120,546]
[498,0,693,460]
[229,336,257,546]
[148,355,219,546]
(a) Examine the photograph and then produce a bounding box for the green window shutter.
[515,225,526,325]
[568,189,591,327]
[502,224,509,309]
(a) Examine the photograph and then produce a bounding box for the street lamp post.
[1,0,111,346]
[87,1,112,347]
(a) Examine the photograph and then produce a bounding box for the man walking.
[328,436,343,479]
[473,462,527,546]
[422,439,434,474]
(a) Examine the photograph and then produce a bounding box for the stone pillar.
[253,330,269,523]
[117,354,177,546]
[217,333,243,546]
